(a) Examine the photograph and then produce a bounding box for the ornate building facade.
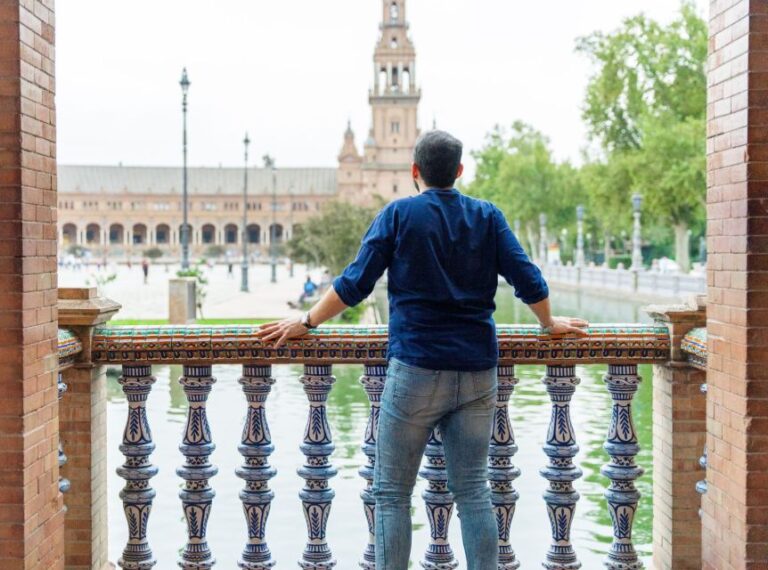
[58,0,421,258]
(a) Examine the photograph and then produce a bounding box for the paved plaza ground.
[58,261,314,321]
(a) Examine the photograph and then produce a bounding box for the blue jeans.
[373,358,498,570]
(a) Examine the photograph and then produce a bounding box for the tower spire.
[337,0,421,204]
[373,0,417,96]
[382,0,406,26]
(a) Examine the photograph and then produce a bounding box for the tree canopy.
[466,122,584,256]
[465,3,707,270]
[577,1,706,269]
[287,200,380,275]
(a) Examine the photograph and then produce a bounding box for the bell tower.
[337,0,422,204]
[368,0,421,171]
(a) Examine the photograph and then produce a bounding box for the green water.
[105,284,655,568]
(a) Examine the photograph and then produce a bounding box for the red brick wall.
[705,1,768,568]
[0,0,63,568]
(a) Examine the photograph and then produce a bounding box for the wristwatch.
[301,311,316,330]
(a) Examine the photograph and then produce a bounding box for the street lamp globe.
[180,68,190,94]
[240,132,251,293]
[632,193,643,213]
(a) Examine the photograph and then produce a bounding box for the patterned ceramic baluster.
[298,364,337,569]
[490,365,521,570]
[237,364,277,569]
[58,372,71,495]
[420,427,459,570]
[602,364,644,569]
[358,364,387,569]
[177,365,218,569]
[541,364,582,570]
[117,364,158,569]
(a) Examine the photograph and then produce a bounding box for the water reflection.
[105,284,654,567]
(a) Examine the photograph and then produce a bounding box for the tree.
[577,1,706,152]
[579,153,635,264]
[143,247,164,260]
[287,200,380,275]
[466,122,585,259]
[577,1,706,269]
[632,113,705,270]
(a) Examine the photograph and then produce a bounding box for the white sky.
[56,0,708,180]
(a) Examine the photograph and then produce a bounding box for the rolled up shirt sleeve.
[333,206,394,307]
[494,206,549,304]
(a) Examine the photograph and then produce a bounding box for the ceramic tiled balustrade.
[56,315,708,570]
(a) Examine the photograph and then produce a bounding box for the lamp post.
[539,213,548,265]
[263,154,277,283]
[240,133,250,292]
[180,68,191,270]
[288,184,295,278]
[576,205,585,268]
[631,194,643,271]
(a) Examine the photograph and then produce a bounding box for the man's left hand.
[257,318,309,347]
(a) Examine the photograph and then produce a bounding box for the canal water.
[105,285,656,568]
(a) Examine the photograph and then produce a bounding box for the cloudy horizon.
[57,0,708,179]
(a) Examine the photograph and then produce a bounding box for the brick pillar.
[0,1,63,568]
[647,299,707,570]
[58,288,120,570]
[706,2,768,568]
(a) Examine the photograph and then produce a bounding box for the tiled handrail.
[89,323,671,365]
[60,323,672,569]
[681,327,707,370]
[58,328,83,370]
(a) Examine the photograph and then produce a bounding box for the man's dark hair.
[413,130,463,189]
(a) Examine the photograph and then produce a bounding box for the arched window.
[390,2,399,21]
[86,223,101,245]
[270,223,284,244]
[62,223,77,245]
[132,223,147,245]
[390,36,398,49]
[155,224,170,245]
[201,224,216,245]
[109,224,124,245]
[247,224,261,244]
[225,224,238,245]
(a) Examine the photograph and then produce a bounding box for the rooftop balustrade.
[56,315,689,569]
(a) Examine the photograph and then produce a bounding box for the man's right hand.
[540,316,590,336]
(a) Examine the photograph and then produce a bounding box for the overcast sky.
[56,0,708,180]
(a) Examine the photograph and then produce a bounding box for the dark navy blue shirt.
[333,188,549,371]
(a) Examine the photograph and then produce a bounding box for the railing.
[53,323,671,569]
[542,264,706,298]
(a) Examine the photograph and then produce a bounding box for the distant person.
[298,275,318,305]
[141,258,149,284]
[258,130,588,569]
[228,261,234,278]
